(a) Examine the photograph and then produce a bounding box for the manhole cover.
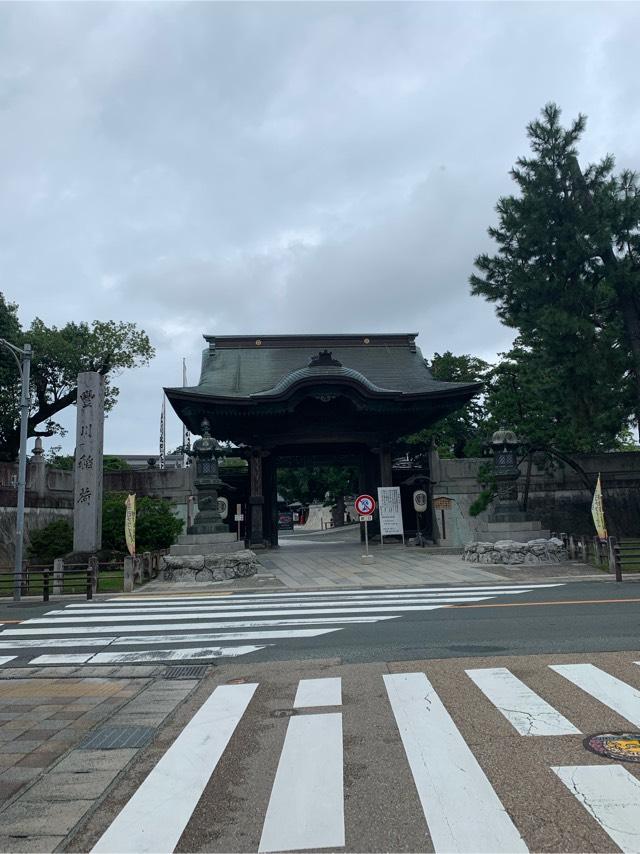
[585,732,640,762]
[164,665,209,680]
[79,725,155,750]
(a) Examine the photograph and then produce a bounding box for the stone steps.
[170,541,245,556]
[176,532,237,545]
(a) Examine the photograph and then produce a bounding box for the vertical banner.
[591,473,607,539]
[125,494,136,556]
[377,486,405,542]
[73,372,105,553]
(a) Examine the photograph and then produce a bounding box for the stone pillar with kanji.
[73,372,105,553]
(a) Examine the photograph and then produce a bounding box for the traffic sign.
[355,494,376,515]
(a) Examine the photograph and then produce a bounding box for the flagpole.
[159,392,166,470]
[182,358,191,468]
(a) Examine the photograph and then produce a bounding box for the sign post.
[355,494,376,563]
[377,486,405,546]
[234,503,244,542]
[413,489,428,547]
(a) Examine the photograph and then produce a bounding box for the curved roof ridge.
[251,364,401,398]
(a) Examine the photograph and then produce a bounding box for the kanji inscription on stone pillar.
[73,372,105,553]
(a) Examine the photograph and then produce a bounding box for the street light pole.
[0,339,31,601]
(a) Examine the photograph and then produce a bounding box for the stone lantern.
[490,428,523,521]
[183,418,229,535]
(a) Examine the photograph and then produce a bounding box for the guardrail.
[552,532,639,582]
[0,550,167,600]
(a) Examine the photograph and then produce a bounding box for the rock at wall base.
[161,549,259,582]
[462,537,568,565]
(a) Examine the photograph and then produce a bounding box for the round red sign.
[355,494,376,515]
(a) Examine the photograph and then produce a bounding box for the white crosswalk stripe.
[88,660,640,853]
[0,583,562,667]
[466,666,581,736]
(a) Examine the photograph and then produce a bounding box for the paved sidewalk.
[0,668,197,852]
[137,526,604,595]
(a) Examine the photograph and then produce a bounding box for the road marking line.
[384,672,527,853]
[44,595,500,617]
[450,597,640,609]
[22,603,485,625]
[466,667,580,736]
[31,645,267,665]
[553,765,640,852]
[294,677,342,708]
[259,712,344,852]
[0,615,398,636]
[551,664,640,726]
[30,653,94,664]
[107,583,563,603]
[0,638,114,649]
[0,655,17,666]
[91,682,257,854]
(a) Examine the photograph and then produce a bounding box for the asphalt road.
[1,579,640,666]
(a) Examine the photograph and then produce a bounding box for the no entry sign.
[355,494,376,515]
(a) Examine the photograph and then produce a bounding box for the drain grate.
[164,664,209,680]
[79,725,155,750]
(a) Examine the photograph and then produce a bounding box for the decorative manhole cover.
[585,732,640,762]
[164,665,209,680]
[79,725,155,750]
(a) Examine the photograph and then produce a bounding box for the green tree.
[470,103,639,451]
[0,295,155,461]
[102,493,183,552]
[401,352,491,458]
[27,519,74,563]
[46,449,131,471]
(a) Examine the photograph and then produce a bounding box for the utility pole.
[0,339,31,601]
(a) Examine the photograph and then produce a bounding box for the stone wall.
[431,450,640,547]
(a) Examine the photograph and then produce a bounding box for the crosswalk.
[0,583,563,667]
[85,657,640,853]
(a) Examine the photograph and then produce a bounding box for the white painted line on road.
[466,667,580,736]
[553,765,640,852]
[0,655,17,666]
[44,595,496,617]
[112,628,340,645]
[259,712,344,853]
[91,682,257,854]
[32,645,267,665]
[20,603,472,624]
[107,583,564,603]
[551,664,640,727]
[294,677,342,708]
[0,637,114,649]
[65,588,543,611]
[384,672,527,853]
[1,615,398,636]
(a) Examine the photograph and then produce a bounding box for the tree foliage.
[102,493,183,552]
[470,103,640,453]
[401,352,491,458]
[27,519,74,563]
[278,465,359,505]
[46,450,131,471]
[0,294,154,461]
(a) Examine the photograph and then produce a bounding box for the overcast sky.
[2,1,639,455]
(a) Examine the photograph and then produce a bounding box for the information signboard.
[377,486,405,541]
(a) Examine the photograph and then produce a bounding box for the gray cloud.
[1,1,638,453]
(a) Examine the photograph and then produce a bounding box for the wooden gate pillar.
[249,448,265,548]
[379,444,393,486]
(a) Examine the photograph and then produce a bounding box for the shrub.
[27,519,73,563]
[102,493,183,552]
